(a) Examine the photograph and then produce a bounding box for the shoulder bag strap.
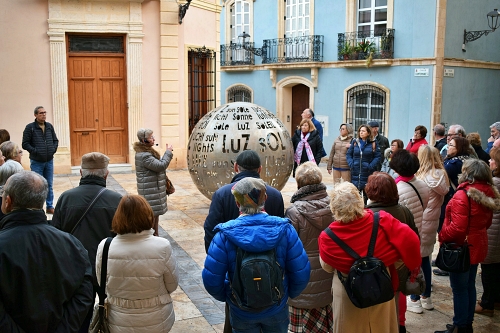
[70,187,107,234]
[367,212,380,257]
[97,237,113,317]
[404,181,424,208]
[324,227,361,260]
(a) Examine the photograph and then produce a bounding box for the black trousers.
[480,262,500,310]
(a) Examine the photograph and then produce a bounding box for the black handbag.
[435,242,470,273]
[89,237,113,333]
[435,189,471,273]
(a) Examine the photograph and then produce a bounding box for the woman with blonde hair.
[406,145,449,313]
[133,128,173,236]
[286,162,334,332]
[96,194,178,333]
[327,123,353,183]
[292,118,324,176]
[0,141,23,164]
[318,182,421,333]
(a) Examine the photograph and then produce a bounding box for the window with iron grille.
[188,47,216,135]
[346,84,387,136]
[227,85,252,103]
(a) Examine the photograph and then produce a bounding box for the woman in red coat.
[435,159,500,333]
[318,182,421,333]
[406,125,428,154]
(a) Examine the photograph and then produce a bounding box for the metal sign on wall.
[414,68,429,77]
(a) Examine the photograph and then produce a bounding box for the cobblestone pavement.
[51,163,499,332]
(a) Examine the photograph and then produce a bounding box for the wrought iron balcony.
[338,29,395,61]
[261,35,324,64]
[220,42,255,66]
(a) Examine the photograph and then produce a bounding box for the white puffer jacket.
[96,230,178,333]
[418,169,449,257]
[397,177,430,253]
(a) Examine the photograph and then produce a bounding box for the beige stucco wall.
[142,0,162,144]
[0,0,52,170]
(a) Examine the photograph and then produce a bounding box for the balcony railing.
[338,29,395,61]
[262,35,324,64]
[220,42,255,66]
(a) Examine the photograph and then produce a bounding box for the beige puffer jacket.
[285,183,334,309]
[133,143,172,216]
[327,135,352,171]
[96,230,178,333]
[483,177,500,264]
[397,177,430,253]
[418,169,449,257]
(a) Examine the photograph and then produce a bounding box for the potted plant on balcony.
[356,39,375,60]
[340,43,354,60]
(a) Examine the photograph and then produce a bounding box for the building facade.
[219,0,500,152]
[1,0,221,173]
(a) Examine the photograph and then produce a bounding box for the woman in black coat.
[292,118,324,176]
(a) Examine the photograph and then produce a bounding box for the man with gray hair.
[486,121,500,153]
[440,124,477,159]
[433,123,447,152]
[0,160,25,221]
[0,171,93,331]
[52,152,122,333]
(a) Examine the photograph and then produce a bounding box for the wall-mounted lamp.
[179,0,192,24]
[462,8,499,52]
[238,32,265,57]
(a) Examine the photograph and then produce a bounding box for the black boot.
[399,325,406,333]
[466,323,473,333]
[435,324,467,333]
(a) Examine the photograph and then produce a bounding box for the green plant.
[340,42,354,56]
[356,39,375,54]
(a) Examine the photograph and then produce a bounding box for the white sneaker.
[421,296,434,310]
[406,296,423,314]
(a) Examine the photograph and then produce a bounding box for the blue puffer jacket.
[202,213,310,320]
[346,138,381,191]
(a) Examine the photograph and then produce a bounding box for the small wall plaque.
[414,68,429,77]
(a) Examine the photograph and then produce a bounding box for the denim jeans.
[410,255,432,301]
[449,264,478,327]
[30,159,54,208]
[230,305,288,333]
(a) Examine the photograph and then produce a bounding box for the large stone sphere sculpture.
[187,102,294,200]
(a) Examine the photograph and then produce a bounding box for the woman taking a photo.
[96,194,178,333]
[435,159,499,333]
[381,139,404,179]
[133,128,173,236]
[318,182,421,333]
[327,123,353,183]
[346,124,381,200]
[292,119,324,176]
[285,162,334,333]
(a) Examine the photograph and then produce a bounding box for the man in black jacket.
[0,171,93,332]
[22,106,59,214]
[52,152,122,333]
[203,150,285,333]
[368,121,389,171]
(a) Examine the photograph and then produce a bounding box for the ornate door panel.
[68,56,127,165]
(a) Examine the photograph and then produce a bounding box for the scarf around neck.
[295,132,315,165]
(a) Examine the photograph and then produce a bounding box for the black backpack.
[323,212,394,308]
[230,247,285,312]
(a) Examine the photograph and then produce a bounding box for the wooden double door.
[292,84,310,131]
[68,56,128,166]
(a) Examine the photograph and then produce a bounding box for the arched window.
[227,85,252,103]
[346,84,387,136]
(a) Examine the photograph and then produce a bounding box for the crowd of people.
[1,110,500,333]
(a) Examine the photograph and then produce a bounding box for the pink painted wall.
[0,0,51,167]
[141,0,161,139]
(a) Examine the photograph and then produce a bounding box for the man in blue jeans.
[22,106,59,214]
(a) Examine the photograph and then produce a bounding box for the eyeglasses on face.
[448,144,455,147]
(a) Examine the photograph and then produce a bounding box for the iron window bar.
[338,29,395,61]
